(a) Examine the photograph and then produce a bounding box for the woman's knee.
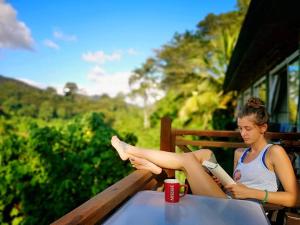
[192,149,215,163]
[180,153,199,170]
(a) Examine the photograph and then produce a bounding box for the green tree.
[45,87,57,96]
[63,82,78,97]
[18,104,38,117]
[156,31,205,92]
[38,101,54,121]
[129,58,162,128]
[152,3,249,128]
[197,11,245,81]
[0,113,134,224]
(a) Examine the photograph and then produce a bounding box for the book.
[202,160,236,186]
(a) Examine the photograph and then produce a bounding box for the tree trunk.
[143,97,150,128]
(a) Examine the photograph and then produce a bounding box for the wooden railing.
[51,118,173,225]
[51,170,158,225]
[160,117,300,151]
[52,117,300,224]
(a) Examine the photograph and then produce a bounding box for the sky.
[0,0,237,97]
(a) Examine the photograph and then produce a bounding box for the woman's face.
[237,115,267,145]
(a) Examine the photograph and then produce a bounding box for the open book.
[202,160,236,186]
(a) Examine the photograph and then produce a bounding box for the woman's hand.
[212,175,222,188]
[224,183,252,199]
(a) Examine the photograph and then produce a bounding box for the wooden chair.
[285,212,300,225]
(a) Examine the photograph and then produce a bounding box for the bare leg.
[111,136,130,160]
[180,153,226,197]
[111,136,213,164]
[111,136,227,198]
[192,149,217,164]
[127,147,226,197]
[111,136,162,174]
[129,156,162,174]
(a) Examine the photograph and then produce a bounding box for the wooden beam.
[173,129,300,140]
[265,132,300,140]
[173,129,242,138]
[281,140,300,148]
[51,170,156,225]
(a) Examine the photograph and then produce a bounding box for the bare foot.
[130,156,162,174]
[111,136,129,160]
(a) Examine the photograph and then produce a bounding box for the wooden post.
[160,117,175,177]
[160,117,171,151]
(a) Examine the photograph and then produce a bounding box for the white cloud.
[87,65,106,78]
[127,48,138,55]
[53,30,77,42]
[42,29,76,50]
[43,39,60,50]
[82,50,122,64]
[14,66,131,98]
[0,0,34,50]
[15,72,163,106]
[86,65,131,96]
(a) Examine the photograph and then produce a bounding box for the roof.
[223,0,300,93]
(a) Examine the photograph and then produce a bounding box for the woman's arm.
[266,145,298,207]
[227,145,298,207]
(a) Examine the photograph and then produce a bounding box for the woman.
[111,97,298,207]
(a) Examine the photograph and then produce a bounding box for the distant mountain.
[0,75,61,117]
[0,74,44,92]
[0,74,43,100]
[0,74,58,103]
[0,74,135,119]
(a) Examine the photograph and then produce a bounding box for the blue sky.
[0,0,237,96]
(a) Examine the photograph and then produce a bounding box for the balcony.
[52,117,300,225]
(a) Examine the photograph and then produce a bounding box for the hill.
[0,74,141,124]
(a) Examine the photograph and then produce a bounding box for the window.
[269,68,289,130]
[288,58,300,131]
[243,88,251,104]
[253,77,266,102]
[236,52,299,132]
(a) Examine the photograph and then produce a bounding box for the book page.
[202,160,236,186]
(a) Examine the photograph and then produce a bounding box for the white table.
[103,190,270,225]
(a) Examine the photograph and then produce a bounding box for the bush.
[0,112,133,224]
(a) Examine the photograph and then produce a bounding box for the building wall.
[237,50,300,132]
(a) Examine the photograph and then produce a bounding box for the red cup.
[164,179,188,203]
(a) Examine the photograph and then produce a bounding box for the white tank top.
[233,144,279,192]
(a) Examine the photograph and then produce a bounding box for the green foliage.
[236,0,251,14]
[38,101,54,121]
[197,11,245,79]
[156,31,205,92]
[63,82,78,96]
[150,90,184,126]
[0,113,133,224]
[150,3,249,130]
